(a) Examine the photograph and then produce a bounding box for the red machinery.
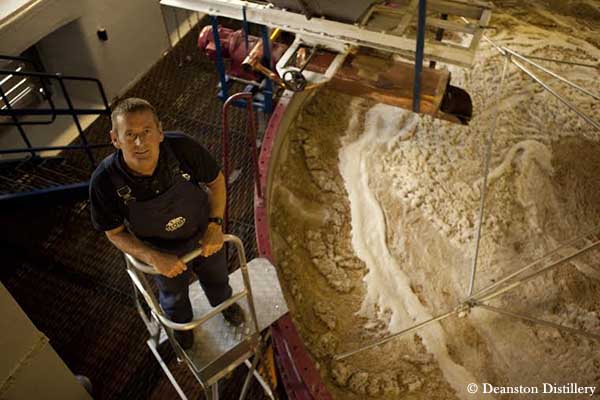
[198,25,288,82]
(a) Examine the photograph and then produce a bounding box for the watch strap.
[208,217,223,226]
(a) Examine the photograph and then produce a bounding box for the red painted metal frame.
[254,93,333,400]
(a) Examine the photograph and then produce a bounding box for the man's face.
[110,110,164,175]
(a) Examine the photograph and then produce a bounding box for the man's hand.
[202,222,224,257]
[150,251,187,277]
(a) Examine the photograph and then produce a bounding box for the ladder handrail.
[125,234,261,336]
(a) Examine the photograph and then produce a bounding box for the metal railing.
[0,55,112,169]
[124,234,264,399]
[125,234,260,339]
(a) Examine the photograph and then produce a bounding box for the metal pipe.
[131,280,156,336]
[0,84,36,158]
[56,75,97,168]
[229,234,261,335]
[0,66,22,85]
[223,92,263,205]
[469,29,600,131]
[147,339,189,400]
[0,68,108,82]
[95,80,111,110]
[126,268,163,313]
[261,25,274,113]
[241,29,285,88]
[513,55,598,70]
[242,6,250,55]
[476,239,600,304]
[210,16,230,99]
[466,225,600,302]
[243,359,275,399]
[510,57,600,131]
[412,0,427,113]
[125,234,260,333]
[334,309,457,361]
[334,234,600,361]
[477,303,600,341]
[2,86,32,110]
[3,78,27,97]
[210,383,219,400]
[467,54,509,297]
[239,340,263,400]
[164,290,248,330]
[503,47,600,101]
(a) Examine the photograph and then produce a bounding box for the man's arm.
[105,225,186,278]
[202,171,226,256]
[207,171,226,220]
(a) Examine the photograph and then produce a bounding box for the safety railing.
[221,92,261,236]
[124,234,260,340]
[0,55,112,169]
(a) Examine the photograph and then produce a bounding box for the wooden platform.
[305,51,470,123]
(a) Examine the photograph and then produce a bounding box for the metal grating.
[2,18,269,400]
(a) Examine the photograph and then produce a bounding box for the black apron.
[109,146,210,257]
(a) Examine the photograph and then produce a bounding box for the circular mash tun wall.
[268,2,600,399]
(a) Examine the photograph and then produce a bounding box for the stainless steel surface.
[155,257,287,383]
[127,233,287,393]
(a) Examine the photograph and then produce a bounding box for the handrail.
[221,92,262,234]
[0,56,58,126]
[0,58,112,169]
[125,234,261,335]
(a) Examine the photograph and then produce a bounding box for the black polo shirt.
[89,132,220,232]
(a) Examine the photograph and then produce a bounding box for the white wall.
[0,0,203,159]
[34,0,170,102]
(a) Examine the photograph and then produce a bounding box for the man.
[89,97,244,349]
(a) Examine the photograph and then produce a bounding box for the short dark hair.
[111,97,160,132]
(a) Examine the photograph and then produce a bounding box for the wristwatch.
[208,217,223,226]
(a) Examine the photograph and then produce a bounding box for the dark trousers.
[153,247,232,323]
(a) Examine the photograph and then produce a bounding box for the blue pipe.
[210,16,229,100]
[413,0,427,113]
[260,25,273,114]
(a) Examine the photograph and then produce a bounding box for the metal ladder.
[125,234,288,400]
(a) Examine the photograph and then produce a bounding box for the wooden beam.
[392,0,419,36]
[469,8,492,51]
[306,53,451,115]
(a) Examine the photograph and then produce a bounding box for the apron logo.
[165,216,186,232]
